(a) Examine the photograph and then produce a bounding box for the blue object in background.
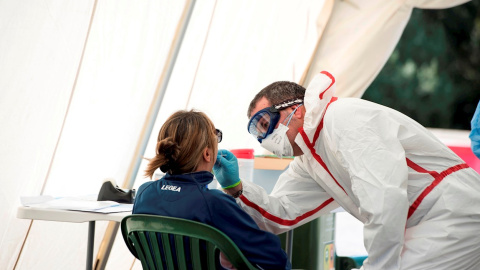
[470,101,480,159]
[352,256,368,267]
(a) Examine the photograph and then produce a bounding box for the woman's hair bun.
[158,138,179,173]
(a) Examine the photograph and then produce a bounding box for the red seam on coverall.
[239,195,334,226]
[406,159,469,219]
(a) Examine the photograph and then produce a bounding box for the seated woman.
[133,109,291,270]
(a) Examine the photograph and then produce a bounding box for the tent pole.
[93,1,197,269]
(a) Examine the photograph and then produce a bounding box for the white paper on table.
[20,195,132,213]
[92,203,133,213]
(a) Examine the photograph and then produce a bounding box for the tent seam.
[185,0,218,109]
[15,1,99,269]
[39,0,99,195]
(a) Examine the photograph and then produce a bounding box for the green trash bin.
[278,213,335,270]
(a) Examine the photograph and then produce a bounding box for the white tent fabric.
[0,0,469,269]
[303,0,471,97]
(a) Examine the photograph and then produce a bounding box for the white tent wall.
[0,0,471,269]
[0,1,95,268]
[20,1,189,268]
[1,0,186,269]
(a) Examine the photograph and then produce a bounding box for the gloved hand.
[213,149,241,189]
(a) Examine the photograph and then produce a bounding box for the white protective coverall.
[238,72,480,270]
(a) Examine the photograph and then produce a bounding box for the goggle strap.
[284,104,303,126]
[274,98,303,110]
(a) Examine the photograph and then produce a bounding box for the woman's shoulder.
[203,187,231,199]
[136,180,157,196]
[202,188,240,209]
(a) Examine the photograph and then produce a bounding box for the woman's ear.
[202,147,212,163]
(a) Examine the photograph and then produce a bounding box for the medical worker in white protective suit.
[213,71,480,270]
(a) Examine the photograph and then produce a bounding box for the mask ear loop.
[283,104,303,127]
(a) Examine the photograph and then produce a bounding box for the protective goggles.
[215,128,222,143]
[247,98,303,142]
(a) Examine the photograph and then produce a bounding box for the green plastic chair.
[121,214,257,270]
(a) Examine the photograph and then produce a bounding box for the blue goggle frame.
[247,106,281,142]
[247,98,304,142]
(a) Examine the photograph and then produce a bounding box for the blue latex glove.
[213,149,241,188]
[470,100,480,159]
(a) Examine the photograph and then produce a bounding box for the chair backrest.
[121,214,257,270]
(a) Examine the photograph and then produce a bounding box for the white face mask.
[259,104,302,158]
[260,123,293,157]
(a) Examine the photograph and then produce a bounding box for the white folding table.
[17,206,131,270]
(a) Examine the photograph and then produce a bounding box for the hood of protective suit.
[301,71,337,143]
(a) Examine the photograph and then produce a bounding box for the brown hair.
[247,81,306,117]
[144,109,218,178]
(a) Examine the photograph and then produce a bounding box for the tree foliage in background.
[362,1,480,130]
